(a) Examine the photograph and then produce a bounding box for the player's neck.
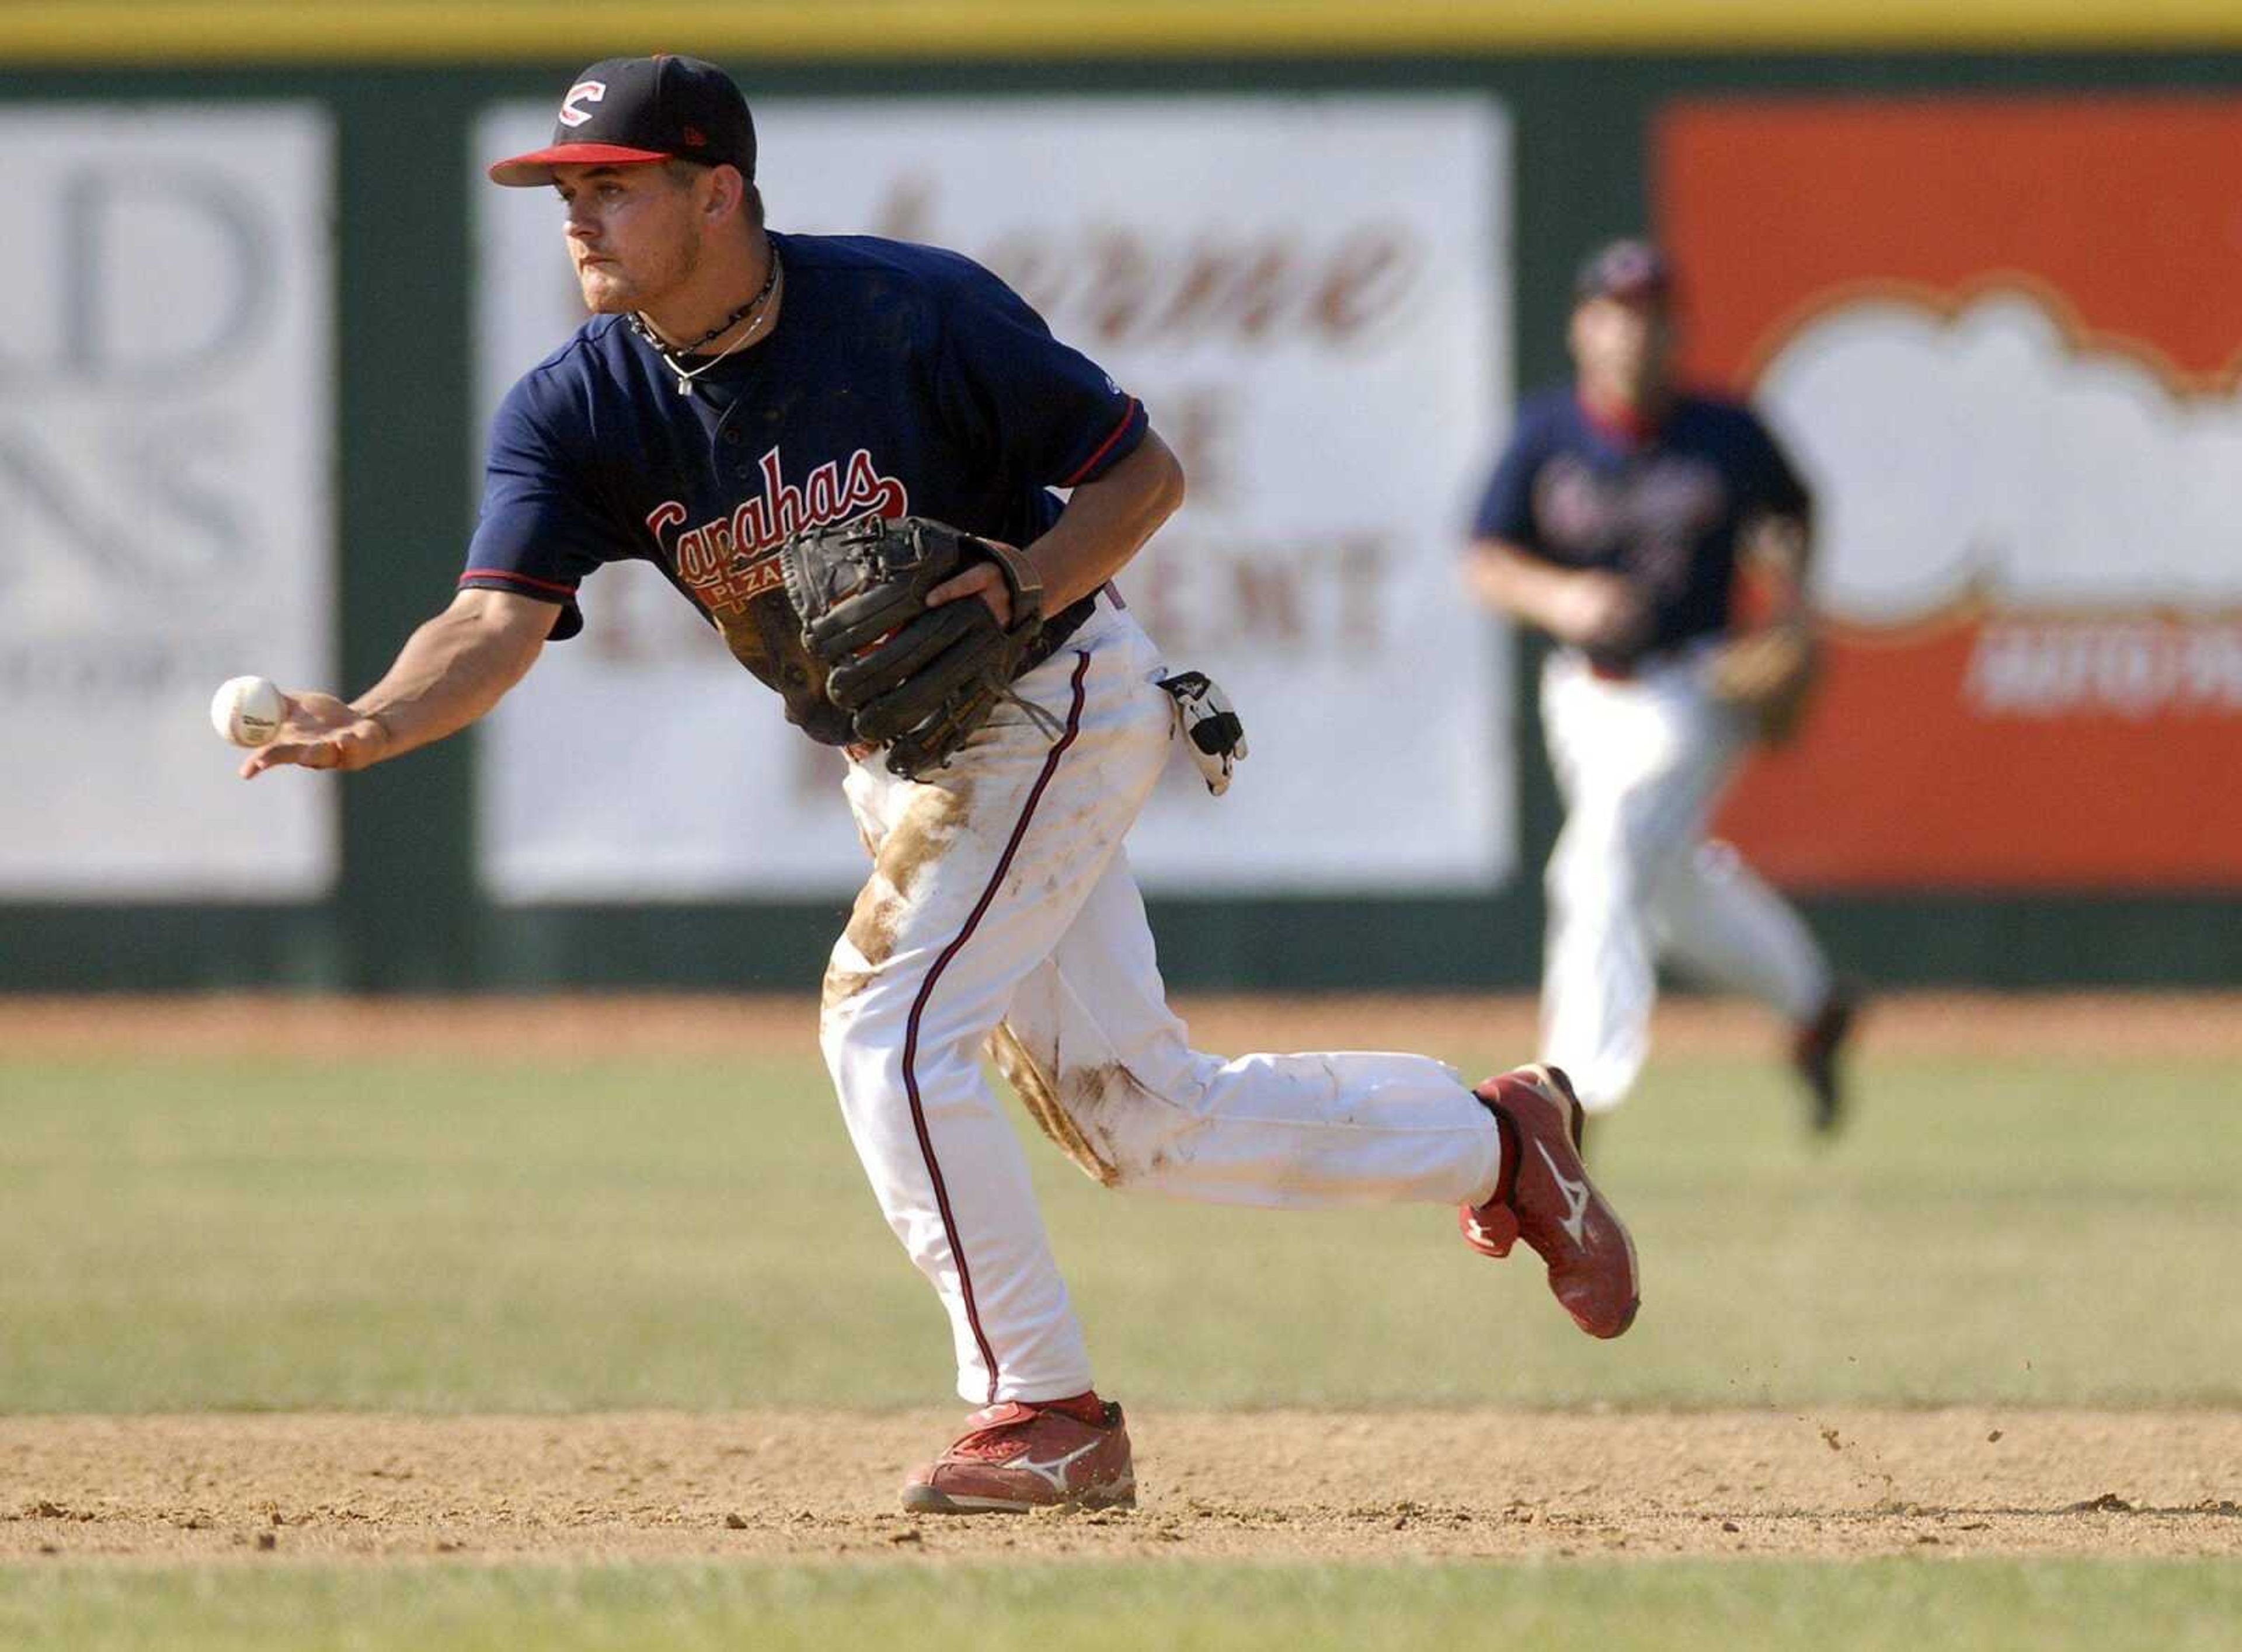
[638,230,780,357]
[1577,381,1671,443]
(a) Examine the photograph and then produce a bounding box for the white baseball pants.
[1537,644,1832,1113]
[819,604,1503,1405]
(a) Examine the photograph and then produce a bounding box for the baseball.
[210,675,286,748]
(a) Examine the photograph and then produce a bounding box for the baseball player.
[238,56,1641,1515]
[1465,238,1857,1139]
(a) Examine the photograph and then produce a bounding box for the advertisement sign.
[474,96,1512,899]
[0,108,335,899]
[1662,98,2242,888]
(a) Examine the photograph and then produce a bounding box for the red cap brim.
[487,142,672,187]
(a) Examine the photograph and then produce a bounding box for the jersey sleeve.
[932,266,1148,490]
[461,375,635,642]
[1470,405,1550,552]
[1740,407,1813,519]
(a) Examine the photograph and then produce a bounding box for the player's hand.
[926,549,1019,629]
[240,692,394,779]
[1550,571,1652,653]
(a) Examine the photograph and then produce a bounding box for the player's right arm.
[1463,402,1649,653]
[247,354,622,780]
[1465,541,1650,654]
[242,588,558,779]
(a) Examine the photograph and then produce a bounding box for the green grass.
[1,1046,2236,1411]
[1,1559,2237,1651]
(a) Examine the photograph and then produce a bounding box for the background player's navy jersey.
[462,231,1146,648]
[1471,388,1810,665]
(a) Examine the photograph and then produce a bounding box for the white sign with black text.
[0,107,335,900]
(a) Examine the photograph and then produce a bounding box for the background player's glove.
[781,514,1045,780]
[1707,621,1820,745]
[1156,670,1248,796]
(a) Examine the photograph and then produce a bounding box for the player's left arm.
[1739,507,1813,623]
[1737,410,1817,626]
[1707,416,1822,741]
[928,429,1184,624]
[921,259,1182,626]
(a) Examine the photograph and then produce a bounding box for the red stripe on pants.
[899,651,1094,1403]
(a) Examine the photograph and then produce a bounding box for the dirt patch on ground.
[2,991,2238,1062]
[3,1410,2236,1566]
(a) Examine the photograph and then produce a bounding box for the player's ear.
[703,163,747,225]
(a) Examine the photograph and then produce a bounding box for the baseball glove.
[779,513,1045,780]
[1707,622,1820,745]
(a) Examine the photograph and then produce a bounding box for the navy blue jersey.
[462,232,1146,688]
[1471,389,1809,663]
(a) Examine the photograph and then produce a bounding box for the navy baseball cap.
[488,54,756,187]
[1572,238,1674,305]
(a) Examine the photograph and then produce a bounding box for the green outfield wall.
[2,26,2238,992]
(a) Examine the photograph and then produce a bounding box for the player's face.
[1569,295,1674,406]
[552,163,705,314]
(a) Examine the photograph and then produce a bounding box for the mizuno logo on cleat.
[1012,1439,1102,1494]
[1535,1141,1593,1247]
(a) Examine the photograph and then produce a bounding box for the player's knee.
[1547,817,1624,882]
[818,957,903,1072]
[819,926,925,1041]
[1693,838,1743,882]
[820,952,879,1024]
[1545,850,1639,915]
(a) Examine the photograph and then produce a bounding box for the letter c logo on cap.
[558,81,606,128]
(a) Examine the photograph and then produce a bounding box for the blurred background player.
[1464,238,1856,1138]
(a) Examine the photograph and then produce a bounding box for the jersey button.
[720,427,743,445]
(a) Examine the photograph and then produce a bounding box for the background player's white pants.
[1538,646,1832,1113]
[819,607,1503,1406]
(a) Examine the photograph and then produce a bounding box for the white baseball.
[210,675,286,748]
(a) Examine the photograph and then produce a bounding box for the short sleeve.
[1470,407,1550,550]
[1741,409,1812,519]
[461,376,635,642]
[933,268,1147,490]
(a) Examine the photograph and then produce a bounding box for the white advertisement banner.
[0,107,335,900]
[473,96,1512,900]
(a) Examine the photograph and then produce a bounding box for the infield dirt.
[5,1409,2238,1566]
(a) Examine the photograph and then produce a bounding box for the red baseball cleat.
[901,1396,1136,1514]
[1458,1064,1641,1339]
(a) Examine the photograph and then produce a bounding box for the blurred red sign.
[1660,97,2242,888]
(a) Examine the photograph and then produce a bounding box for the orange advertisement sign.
[1659,98,2242,888]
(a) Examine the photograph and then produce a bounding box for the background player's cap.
[1572,238,1674,306]
[488,55,756,187]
